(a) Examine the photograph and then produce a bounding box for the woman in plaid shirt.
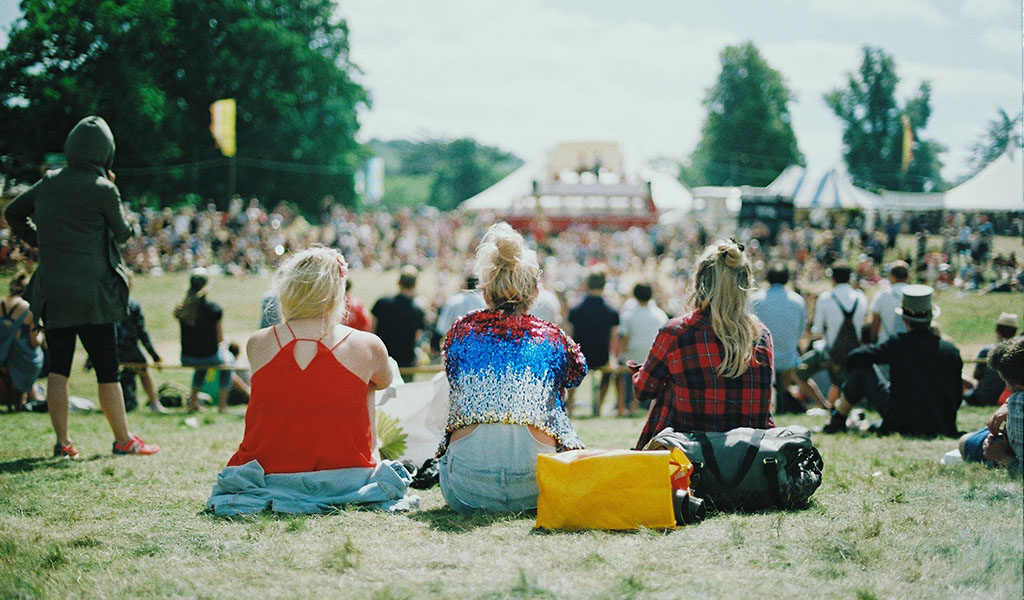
[633,240,774,449]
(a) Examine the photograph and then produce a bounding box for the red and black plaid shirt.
[634,309,774,449]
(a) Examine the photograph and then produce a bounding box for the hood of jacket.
[63,116,115,174]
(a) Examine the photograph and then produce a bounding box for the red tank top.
[226,324,376,474]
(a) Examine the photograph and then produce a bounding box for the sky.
[1,0,1021,182]
[337,0,1022,181]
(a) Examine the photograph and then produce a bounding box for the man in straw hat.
[821,285,962,437]
[963,312,1019,406]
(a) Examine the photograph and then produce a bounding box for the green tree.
[824,46,944,192]
[0,0,368,215]
[966,108,1022,174]
[684,42,803,188]
[369,138,521,211]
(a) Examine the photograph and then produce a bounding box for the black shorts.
[45,323,119,383]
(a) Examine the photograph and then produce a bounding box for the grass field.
[1,240,1023,599]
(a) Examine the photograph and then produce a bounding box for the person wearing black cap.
[821,285,962,436]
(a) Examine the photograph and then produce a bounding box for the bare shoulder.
[341,329,388,359]
[246,326,281,372]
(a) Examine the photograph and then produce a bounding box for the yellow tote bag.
[535,448,689,530]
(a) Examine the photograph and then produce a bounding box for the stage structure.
[461,141,692,233]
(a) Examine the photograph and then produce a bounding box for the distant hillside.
[368,138,522,210]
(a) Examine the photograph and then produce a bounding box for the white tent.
[459,162,540,211]
[765,165,881,209]
[944,148,1024,211]
[460,162,693,214]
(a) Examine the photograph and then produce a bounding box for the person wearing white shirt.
[529,285,563,327]
[618,283,668,415]
[434,276,487,340]
[795,263,868,408]
[868,261,909,345]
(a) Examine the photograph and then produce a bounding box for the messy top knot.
[493,234,522,268]
[689,239,760,378]
[476,222,539,314]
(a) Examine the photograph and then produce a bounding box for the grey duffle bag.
[644,426,824,511]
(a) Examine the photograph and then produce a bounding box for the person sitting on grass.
[819,285,961,437]
[958,336,1023,475]
[437,222,587,513]
[0,272,44,410]
[208,246,418,515]
[633,239,774,450]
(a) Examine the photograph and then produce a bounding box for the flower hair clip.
[336,256,349,278]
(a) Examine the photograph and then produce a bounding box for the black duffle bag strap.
[762,456,783,508]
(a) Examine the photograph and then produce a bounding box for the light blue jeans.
[181,346,233,390]
[439,423,556,513]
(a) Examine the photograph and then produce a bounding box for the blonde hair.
[475,222,539,314]
[689,239,760,378]
[273,246,348,322]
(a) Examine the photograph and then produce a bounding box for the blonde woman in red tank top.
[228,247,394,474]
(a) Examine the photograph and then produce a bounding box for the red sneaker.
[53,442,81,460]
[112,434,160,455]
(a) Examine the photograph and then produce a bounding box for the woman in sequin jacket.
[437,222,587,513]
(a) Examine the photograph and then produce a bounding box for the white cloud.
[345,0,738,162]
[340,0,1021,181]
[960,0,1018,21]
[980,25,1022,55]
[806,0,952,27]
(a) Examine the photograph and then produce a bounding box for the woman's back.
[178,299,221,357]
[228,323,378,474]
[440,310,586,455]
[634,311,774,448]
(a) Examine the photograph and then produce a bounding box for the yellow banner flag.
[210,98,236,157]
[900,114,913,173]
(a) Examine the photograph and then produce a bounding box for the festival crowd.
[1,117,1021,519]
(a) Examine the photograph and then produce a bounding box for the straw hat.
[996,312,1019,329]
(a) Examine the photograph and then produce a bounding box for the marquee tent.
[765,165,881,209]
[459,163,693,214]
[944,148,1023,212]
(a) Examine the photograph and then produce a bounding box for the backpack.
[827,297,860,369]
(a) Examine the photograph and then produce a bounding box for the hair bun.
[493,235,521,268]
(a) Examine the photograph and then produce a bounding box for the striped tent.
[766,165,880,209]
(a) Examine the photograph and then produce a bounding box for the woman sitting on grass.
[438,222,587,513]
[633,239,774,449]
[207,246,418,515]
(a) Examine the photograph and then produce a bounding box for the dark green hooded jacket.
[5,116,132,328]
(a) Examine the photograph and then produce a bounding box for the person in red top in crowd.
[633,239,774,449]
[227,246,393,474]
[341,280,373,332]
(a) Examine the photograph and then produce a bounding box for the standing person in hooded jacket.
[4,116,159,458]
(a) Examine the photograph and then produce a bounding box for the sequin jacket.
[437,310,587,456]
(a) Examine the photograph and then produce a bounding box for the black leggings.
[45,323,119,383]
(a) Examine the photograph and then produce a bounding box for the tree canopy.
[966,108,1022,176]
[369,138,521,211]
[824,46,944,192]
[0,0,368,215]
[682,42,803,188]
